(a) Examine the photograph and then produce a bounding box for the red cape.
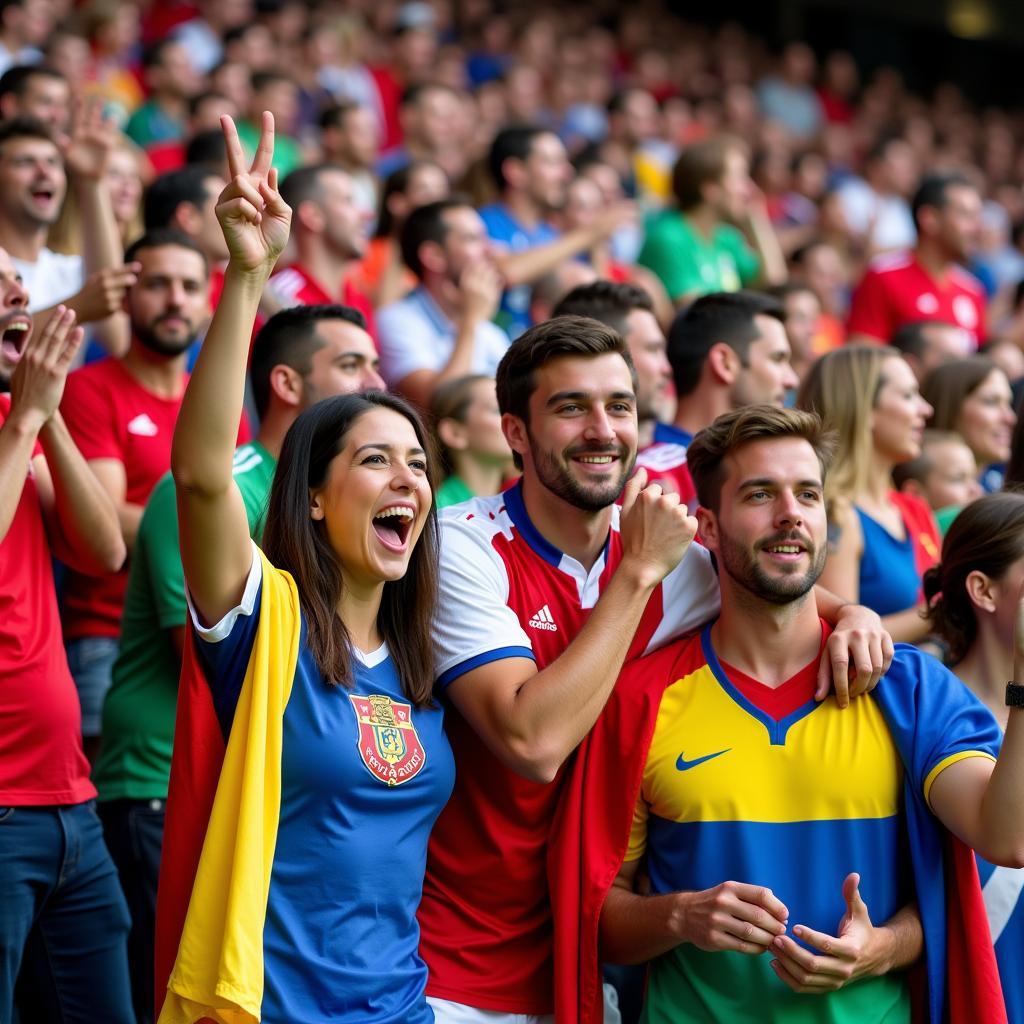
[153,634,227,1021]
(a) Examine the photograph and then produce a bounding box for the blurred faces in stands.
[0,124,65,230]
[503,130,572,214]
[0,66,70,134]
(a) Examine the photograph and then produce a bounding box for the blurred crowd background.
[8,0,1024,1019]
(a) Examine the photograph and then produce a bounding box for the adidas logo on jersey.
[126,413,158,437]
[528,604,558,632]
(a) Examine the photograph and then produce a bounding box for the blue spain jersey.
[190,552,455,1024]
[626,625,1000,1024]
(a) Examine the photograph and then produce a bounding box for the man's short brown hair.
[495,315,636,421]
[687,405,837,511]
[495,315,637,468]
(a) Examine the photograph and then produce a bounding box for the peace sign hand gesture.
[217,111,292,277]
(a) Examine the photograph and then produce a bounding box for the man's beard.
[530,437,633,512]
[635,390,660,424]
[329,230,364,262]
[133,317,199,358]
[717,527,825,605]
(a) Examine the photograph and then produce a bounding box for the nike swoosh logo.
[676,749,730,771]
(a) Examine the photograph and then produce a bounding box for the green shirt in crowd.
[934,505,960,537]
[93,441,277,802]
[436,474,475,509]
[236,120,304,178]
[637,210,759,302]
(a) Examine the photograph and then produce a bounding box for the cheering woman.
[156,114,453,1024]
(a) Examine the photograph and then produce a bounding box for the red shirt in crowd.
[266,262,377,342]
[59,357,248,641]
[0,395,95,805]
[847,252,986,348]
[635,423,698,510]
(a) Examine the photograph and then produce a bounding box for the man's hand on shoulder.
[817,604,894,708]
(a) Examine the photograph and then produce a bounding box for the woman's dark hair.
[1003,393,1024,488]
[262,391,439,707]
[924,491,1024,664]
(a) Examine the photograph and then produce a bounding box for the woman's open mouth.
[372,504,415,552]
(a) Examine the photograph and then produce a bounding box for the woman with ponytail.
[925,491,1024,1024]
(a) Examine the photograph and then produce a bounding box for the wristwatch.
[1006,682,1024,707]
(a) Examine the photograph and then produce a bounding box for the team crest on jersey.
[348,693,426,787]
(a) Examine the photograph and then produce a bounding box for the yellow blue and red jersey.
[549,624,1004,1023]
[630,625,999,1023]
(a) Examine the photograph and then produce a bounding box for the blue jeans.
[0,801,133,1023]
[65,636,119,739]
[99,799,165,1024]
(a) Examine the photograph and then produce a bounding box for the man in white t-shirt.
[835,137,918,254]
[377,198,509,407]
[0,115,139,358]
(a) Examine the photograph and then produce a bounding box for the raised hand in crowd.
[8,304,83,431]
[215,113,291,278]
[171,111,291,626]
[68,263,141,323]
[61,97,118,182]
[593,198,639,242]
[458,258,504,328]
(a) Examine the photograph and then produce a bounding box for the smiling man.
[421,317,893,1024]
[57,228,240,759]
[578,405,1023,1024]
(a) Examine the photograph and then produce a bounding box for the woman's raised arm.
[171,112,292,625]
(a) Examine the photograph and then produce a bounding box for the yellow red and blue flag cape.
[154,550,301,1023]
